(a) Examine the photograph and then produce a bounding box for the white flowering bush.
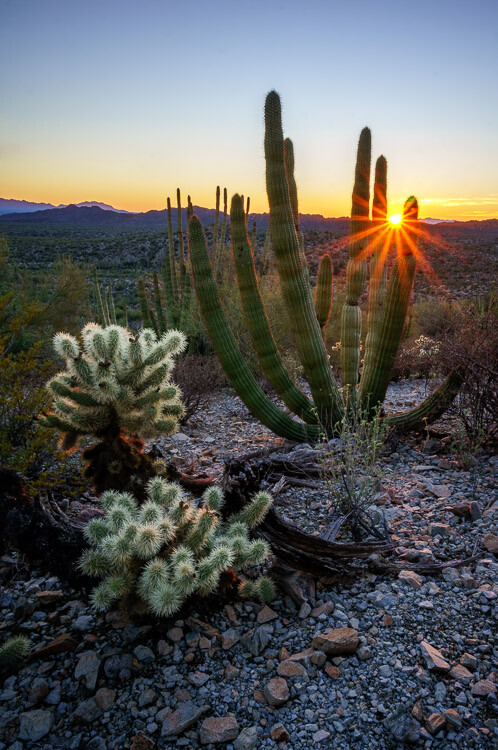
[80,477,275,616]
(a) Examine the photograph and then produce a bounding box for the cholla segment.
[41,324,187,445]
[80,478,274,617]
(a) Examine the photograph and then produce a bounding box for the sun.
[389,213,402,225]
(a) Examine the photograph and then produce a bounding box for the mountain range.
[0,200,496,236]
[0,198,129,216]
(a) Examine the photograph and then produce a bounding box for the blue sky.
[1,0,497,218]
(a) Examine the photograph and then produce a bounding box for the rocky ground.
[0,380,497,749]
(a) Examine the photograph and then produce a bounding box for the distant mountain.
[0,203,496,241]
[421,217,455,224]
[0,198,129,215]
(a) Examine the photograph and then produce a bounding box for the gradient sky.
[1,0,497,219]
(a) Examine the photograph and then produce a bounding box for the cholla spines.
[40,324,186,496]
[43,324,186,441]
[80,479,274,617]
[0,636,31,673]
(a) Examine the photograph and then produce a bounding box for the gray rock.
[19,709,54,741]
[72,614,94,632]
[74,651,101,690]
[234,726,259,750]
[161,701,208,736]
[240,626,270,656]
[133,645,155,664]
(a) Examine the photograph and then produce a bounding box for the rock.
[133,645,155,664]
[270,723,290,742]
[325,664,340,679]
[188,671,210,687]
[130,732,155,750]
[94,688,116,711]
[277,659,307,678]
[425,713,446,735]
[257,605,277,624]
[427,484,451,499]
[298,602,312,618]
[167,626,184,642]
[469,501,482,521]
[278,570,315,606]
[263,677,289,707]
[444,709,462,730]
[161,701,208,736]
[311,601,334,618]
[449,664,473,684]
[30,633,77,659]
[240,625,270,656]
[471,680,497,697]
[428,523,453,537]
[34,590,63,606]
[313,729,331,742]
[19,709,54,741]
[460,653,478,671]
[200,715,239,744]
[72,614,94,632]
[450,503,471,518]
[221,628,240,650]
[398,570,423,590]
[483,533,498,554]
[312,628,359,655]
[71,697,102,724]
[234,726,259,749]
[74,651,101,690]
[384,705,418,743]
[26,678,49,706]
[420,641,450,672]
[104,653,133,680]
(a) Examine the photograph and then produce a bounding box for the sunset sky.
[2,0,497,220]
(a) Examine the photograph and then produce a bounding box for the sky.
[1,0,497,220]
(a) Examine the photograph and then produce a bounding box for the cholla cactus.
[40,324,186,497]
[80,477,274,617]
[0,636,31,673]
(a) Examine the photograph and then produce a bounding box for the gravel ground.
[1,380,496,749]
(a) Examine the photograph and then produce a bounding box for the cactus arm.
[109,284,117,325]
[360,197,419,414]
[178,272,192,332]
[94,270,109,326]
[246,196,250,218]
[340,127,371,409]
[264,91,343,428]
[284,138,299,233]
[177,188,186,286]
[153,272,167,335]
[137,279,154,332]
[215,187,228,280]
[189,214,319,442]
[230,194,317,424]
[213,185,220,255]
[260,226,272,277]
[359,155,390,407]
[167,197,179,320]
[386,368,463,432]
[314,254,333,332]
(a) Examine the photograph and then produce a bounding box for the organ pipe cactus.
[40,324,186,497]
[80,478,275,616]
[188,91,462,439]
